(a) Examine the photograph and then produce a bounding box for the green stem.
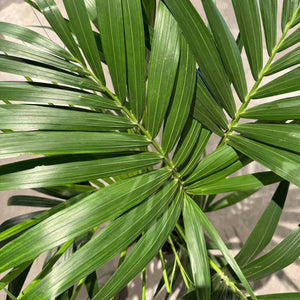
[142,267,146,300]
[159,249,171,293]
[168,236,192,290]
[219,4,300,148]
[209,258,247,300]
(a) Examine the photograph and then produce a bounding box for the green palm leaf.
[0,131,150,159]
[278,27,300,51]
[0,105,132,131]
[146,1,180,138]
[20,181,179,300]
[163,0,236,118]
[96,0,126,101]
[161,36,196,154]
[0,169,170,273]
[122,0,146,121]
[259,0,277,56]
[63,0,105,83]
[232,0,263,80]
[0,152,162,190]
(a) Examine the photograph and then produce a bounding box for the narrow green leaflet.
[184,145,240,184]
[20,181,179,300]
[253,67,300,98]
[259,0,277,56]
[0,82,118,110]
[183,197,210,300]
[235,181,289,267]
[0,22,74,61]
[63,0,105,83]
[184,195,257,300]
[242,226,300,280]
[0,261,33,292]
[201,0,247,101]
[0,193,89,242]
[8,195,62,208]
[0,169,171,273]
[186,172,281,195]
[146,1,180,138]
[292,10,300,27]
[0,131,150,159]
[163,0,236,118]
[180,127,211,177]
[162,37,196,154]
[250,293,300,300]
[0,152,162,191]
[207,189,258,211]
[122,0,146,121]
[192,72,228,132]
[187,155,251,189]
[234,123,300,153]
[278,27,300,52]
[0,39,87,76]
[93,191,183,300]
[228,135,300,188]
[0,212,44,233]
[164,0,236,117]
[96,0,126,101]
[0,55,102,92]
[232,0,263,80]
[35,0,85,64]
[281,0,299,32]
[265,47,300,75]
[241,96,300,120]
[172,118,202,168]
[0,105,133,131]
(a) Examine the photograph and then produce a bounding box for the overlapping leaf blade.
[0,169,171,273]
[242,226,300,280]
[122,0,146,121]
[259,0,277,56]
[96,0,126,101]
[162,36,196,154]
[253,67,300,98]
[21,181,179,300]
[184,145,240,184]
[0,105,132,131]
[183,197,210,300]
[234,123,300,153]
[186,172,281,195]
[0,22,74,61]
[232,0,263,80]
[235,181,289,266]
[63,0,105,83]
[35,0,85,64]
[93,191,183,300]
[281,0,299,32]
[0,82,118,110]
[201,0,248,101]
[265,47,300,76]
[0,39,87,76]
[0,131,150,159]
[241,96,300,120]
[146,1,180,138]
[278,27,300,52]
[0,55,102,91]
[184,195,257,300]
[192,72,228,136]
[172,118,202,168]
[0,152,162,190]
[163,0,236,118]
[228,135,300,187]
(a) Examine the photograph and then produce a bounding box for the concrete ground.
[0,0,299,299]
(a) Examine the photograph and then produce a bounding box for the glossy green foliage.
[0,1,299,299]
